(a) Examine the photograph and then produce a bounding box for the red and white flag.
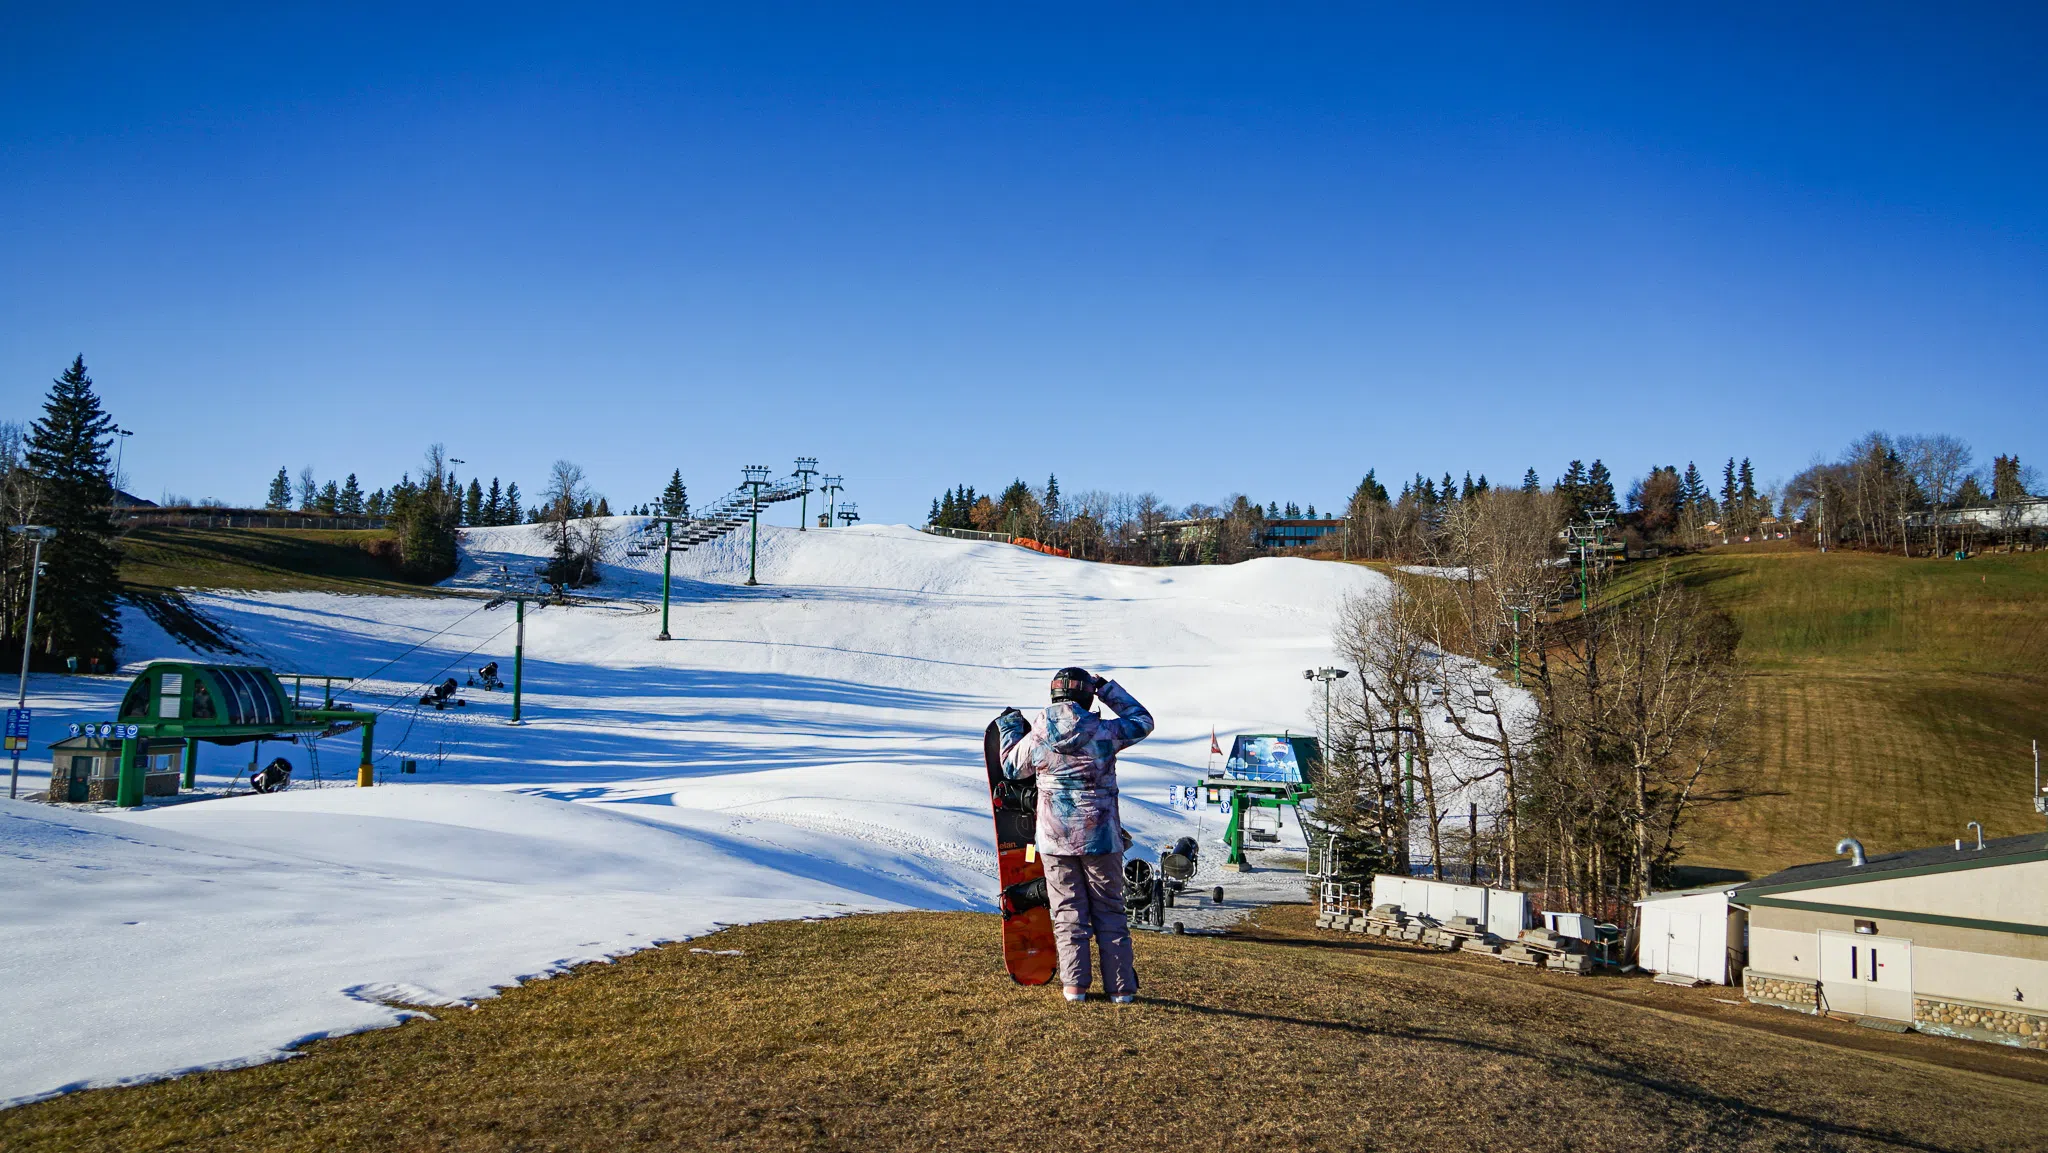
[1210,729,1223,756]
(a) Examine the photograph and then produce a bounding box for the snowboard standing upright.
[984,715,1058,985]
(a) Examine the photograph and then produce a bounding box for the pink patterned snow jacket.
[998,680,1155,857]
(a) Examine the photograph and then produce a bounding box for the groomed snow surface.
[3,522,1408,1106]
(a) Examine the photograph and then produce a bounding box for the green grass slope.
[1650,544,2048,877]
[117,526,428,596]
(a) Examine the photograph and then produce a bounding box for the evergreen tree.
[392,451,460,582]
[1586,460,1615,511]
[1305,504,1316,518]
[23,356,121,662]
[660,470,689,519]
[1460,472,1475,501]
[1992,455,2028,501]
[1283,501,1300,519]
[1521,468,1541,494]
[366,489,388,518]
[298,467,318,512]
[1737,457,1758,515]
[464,478,484,526]
[1680,462,1707,514]
[929,498,942,526]
[1474,474,1489,494]
[1357,469,1388,503]
[1441,473,1456,502]
[340,473,365,515]
[504,481,522,524]
[1557,460,1588,519]
[1267,501,1281,518]
[483,478,505,525]
[1720,459,1739,533]
[265,467,292,511]
[317,479,341,514]
[1954,475,1990,507]
[1044,475,1061,523]
[595,496,611,517]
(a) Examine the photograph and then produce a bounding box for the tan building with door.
[1737,832,2048,1049]
[46,735,186,804]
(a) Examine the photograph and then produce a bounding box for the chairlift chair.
[1246,806,1282,844]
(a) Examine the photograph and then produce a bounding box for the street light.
[742,465,772,585]
[793,458,819,532]
[8,525,56,799]
[112,427,133,497]
[1303,666,1349,766]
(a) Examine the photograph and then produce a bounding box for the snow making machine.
[1206,733,1321,871]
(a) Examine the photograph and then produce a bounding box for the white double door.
[1818,930,1912,1021]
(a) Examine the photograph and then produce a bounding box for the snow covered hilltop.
[3,522,1379,1106]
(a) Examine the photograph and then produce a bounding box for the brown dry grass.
[7,910,2043,1152]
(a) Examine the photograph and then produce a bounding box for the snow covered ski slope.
[3,522,1387,1106]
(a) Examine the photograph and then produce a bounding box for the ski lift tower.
[836,501,860,527]
[793,457,819,531]
[818,476,844,527]
[1565,504,1621,611]
[742,464,772,585]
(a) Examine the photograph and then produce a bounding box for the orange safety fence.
[1013,537,1071,558]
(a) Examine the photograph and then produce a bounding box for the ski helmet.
[1050,666,1095,709]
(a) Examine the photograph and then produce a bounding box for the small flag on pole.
[1210,729,1222,756]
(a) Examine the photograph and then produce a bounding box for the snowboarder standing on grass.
[995,667,1154,1003]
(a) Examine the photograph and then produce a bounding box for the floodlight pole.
[793,457,818,531]
[8,526,53,799]
[658,518,674,640]
[1303,666,1349,762]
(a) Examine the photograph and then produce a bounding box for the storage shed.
[47,735,187,803]
[1736,832,2048,1050]
[1635,885,1747,985]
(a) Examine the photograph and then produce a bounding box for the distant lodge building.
[1261,519,1345,551]
[1147,517,1347,552]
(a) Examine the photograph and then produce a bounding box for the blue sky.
[4,4,2044,521]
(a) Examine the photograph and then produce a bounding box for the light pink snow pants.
[1041,851,1136,995]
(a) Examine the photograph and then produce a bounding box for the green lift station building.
[56,661,379,807]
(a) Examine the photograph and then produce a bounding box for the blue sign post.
[5,707,28,799]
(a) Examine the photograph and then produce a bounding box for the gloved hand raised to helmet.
[1050,666,1104,710]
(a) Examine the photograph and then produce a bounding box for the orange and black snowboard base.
[985,715,1058,985]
